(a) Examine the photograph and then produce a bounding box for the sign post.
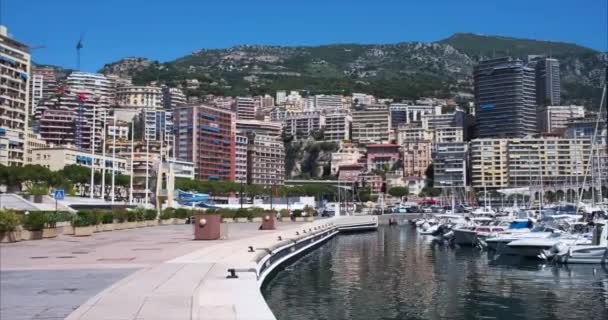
[54,189,64,214]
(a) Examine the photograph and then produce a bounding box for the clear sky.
[3,0,607,72]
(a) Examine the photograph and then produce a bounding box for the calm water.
[263,225,608,320]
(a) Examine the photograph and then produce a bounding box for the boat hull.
[454,229,477,246]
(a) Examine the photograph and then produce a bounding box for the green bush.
[126,210,137,222]
[72,211,92,227]
[279,209,290,218]
[0,210,21,233]
[144,209,157,221]
[89,210,105,225]
[113,209,127,223]
[234,208,252,220]
[251,207,265,218]
[292,210,303,218]
[28,184,49,196]
[22,212,47,231]
[102,212,114,224]
[160,209,174,220]
[174,208,190,219]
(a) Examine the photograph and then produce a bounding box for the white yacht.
[543,222,608,264]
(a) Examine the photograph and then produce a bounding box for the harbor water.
[263,225,608,320]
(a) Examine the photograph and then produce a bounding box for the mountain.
[98,33,606,107]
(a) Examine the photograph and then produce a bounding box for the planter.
[33,195,44,203]
[305,217,315,222]
[62,225,75,235]
[42,228,58,238]
[279,217,291,222]
[295,217,305,222]
[136,221,146,228]
[93,224,104,233]
[174,218,187,225]
[23,230,43,240]
[252,217,263,223]
[102,223,115,231]
[222,218,234,223]
[73,226,94,236]
[125,222,137,229]
[146,220,158,227]
[113,222,126,230]
[236,218,249,223]
[0,231,21,243]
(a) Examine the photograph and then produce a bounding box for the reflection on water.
[262,225,608,320]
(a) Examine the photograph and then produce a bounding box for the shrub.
[303,205,316,217]
[279,209,290,218]
[102,212,114,224]
[160,209,174,220]
[235,208,252,220]
[113,209,127,223]
[89,210,105,225]
[174,208,190,219]
[144,209,157,221]
[0,210,21,233]
[126,210,137,222]
[72,211,92,227]
[251,207,265,218]
[292,210,303,218]
[22,212,47,231]
[133,208,145,221]
[28,184,49,196]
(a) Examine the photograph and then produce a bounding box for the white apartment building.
[235,134,248,183]
[282,112,324,139]
[116,85,163,108]
[162,87,187,109]
[276,90,287,105]
[324,110,351,142]
[30,146,128,174]
[433,142,468,188]
[66,72,112,102]
[352,93,375,106]
[390,103,441,128]
[537,105,585,133]
[236,96,256,120]
[313,95,343,111]
[351,106,391,144]
[25,128,46,164]
[0,25,31,166]
[435,127,464,143]
[142,109,173,143]
[108,122,130,140]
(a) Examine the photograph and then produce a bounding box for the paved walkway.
[0,222,306,320]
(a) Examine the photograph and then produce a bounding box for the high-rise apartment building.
[247,134,285,186]
[162,87,187,109]
[0,26,31,166]
[530,57,561,106]
[313,95,343,111]
[432,142,468,188]
[402,141,432,177]
[29,67,57,116]
[235,119,282,137]
[351,105,391,144]
[141,109,173,143]
[282,112,324,139]
[324,110,351,142]
[235,134,248,183]
[389,104,440,129]
[236,96,256,120]
[474,57,537,138]
[537,105,585,133]
[276,90,287,105]
[35,90,108,151]
[174,105,235,181]
[65,72,112,102]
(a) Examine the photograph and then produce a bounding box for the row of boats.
[410,207,608,264]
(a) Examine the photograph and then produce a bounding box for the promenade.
[0,222,305,320]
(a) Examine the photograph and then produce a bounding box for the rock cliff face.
[95,33,604,107]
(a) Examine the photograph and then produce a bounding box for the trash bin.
[193,214,221,240]
[259,213,275,230]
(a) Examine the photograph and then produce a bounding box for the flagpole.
[129,120,134,204]
[101,113,107,200]
[145,136,150,207]
[89,103,96,199]
[111,116,116,204]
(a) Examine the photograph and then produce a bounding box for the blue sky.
[4,0,607,72]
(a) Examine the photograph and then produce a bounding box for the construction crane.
[76,34,84,71]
